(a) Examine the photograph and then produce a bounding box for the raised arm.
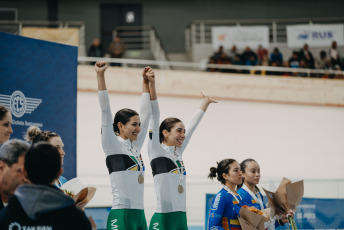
[180,92,217,153]
[95,61,108,90]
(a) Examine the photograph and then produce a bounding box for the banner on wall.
[287,24,344,48]
[0,32,78,179]
[205,194,344,229]
[211,26,269,50]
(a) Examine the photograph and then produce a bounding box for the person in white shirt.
[95,61,155,230]
[147,68,217,230]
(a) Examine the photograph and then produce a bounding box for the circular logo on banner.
[10,91,27,118]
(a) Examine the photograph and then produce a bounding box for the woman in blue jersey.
[147,70,216,230]
[208,159,243,230]
[95,61,155,230]
[237,158,293,229]
[25,126,67,187]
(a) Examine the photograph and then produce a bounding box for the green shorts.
[107,209,147,230]
[149,212,187,230]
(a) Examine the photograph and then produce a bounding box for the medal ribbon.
[242,184,264,210]
[162,144,184,187]
[222,185,242,204]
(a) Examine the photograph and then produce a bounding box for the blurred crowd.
[207,41,343,79]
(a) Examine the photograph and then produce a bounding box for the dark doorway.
[100,4,142,55]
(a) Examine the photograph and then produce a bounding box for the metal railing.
[114,26,170,69]
[187,17,344,49]
[0,20,86,56]
[79,56,344,78]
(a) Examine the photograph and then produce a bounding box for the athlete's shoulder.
[237,187,249,197]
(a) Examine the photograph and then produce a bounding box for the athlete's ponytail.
[208,159,237,185]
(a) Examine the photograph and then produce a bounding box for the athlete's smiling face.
[163,122,185,148]
[0,112,13,144]
[243,161,260,186]
[118,115,141,141]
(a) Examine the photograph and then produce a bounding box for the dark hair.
[0,139,29,167]
[0,105,10,121]
[208,159,237,185]
[237,158,260,191]
[25,142,61,185]
[113,108,139,134]
[25,126,59,144]
[159,117,182,143]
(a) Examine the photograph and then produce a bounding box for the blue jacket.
[208,188,242,230]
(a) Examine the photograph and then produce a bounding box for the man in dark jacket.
[0,142,92,230]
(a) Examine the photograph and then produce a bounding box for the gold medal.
[138,174,144,184]
[178,185,184,194]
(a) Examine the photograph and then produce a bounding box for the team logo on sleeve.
[0,90,42,118]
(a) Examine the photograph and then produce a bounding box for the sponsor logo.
[111,219,118,230]
[211,193,221,210]
[153,223,159,230]
[9,222,52,230]
[297,30,334,40]
[0,91,42,118]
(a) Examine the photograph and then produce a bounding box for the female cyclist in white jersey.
[147,68,217,230]
[95,61,155,230]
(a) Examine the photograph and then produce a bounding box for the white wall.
[77,91,344,225]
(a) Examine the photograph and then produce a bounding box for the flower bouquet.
[238,205,270,230]
[61,177,97,209]
[262,177,304,230]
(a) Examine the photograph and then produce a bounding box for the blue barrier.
[205,193,344,229]
[0,32,78,179]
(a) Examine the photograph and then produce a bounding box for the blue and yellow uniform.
[208,187,242,230]
[237,187,284,228]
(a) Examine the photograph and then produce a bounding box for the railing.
[114,26,170,70]
[187,17,344,49]
[0,20,86,56]
[79,56,344,78]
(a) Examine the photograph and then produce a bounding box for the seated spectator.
[329,40,342,69]
[207,56,217,72]
[213,46,228,62]
[88,38,103,58]
[0,140,29,210]
[241,46,257,65]
[108,35,126,66]
[257,45,268,62]
[259,54,269,66]
[288,51,300,68]
[232,54,243,73]
[315,50,328,69]
[0,143,92,229]
[298,43,314,69]
[270,48,283,66]
[228,45,239,61]
[297,59,308,77]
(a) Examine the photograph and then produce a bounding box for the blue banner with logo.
[0,32,77,179]
[205,193,344,229]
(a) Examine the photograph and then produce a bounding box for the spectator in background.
[108,35,126,66]
[288,51,300,68]
[0,143,92,229]
[88,38,103,65]
[315,50,328,69]
[298,44,314,69]
[329,41,342,69]
[228,45,239,61]
[270,48,283,66]
[0,139,29,210]
[213,46,227,62]
[232,54,243,73]
[257,45,268,63]
[241,47,257,66]
[259,54,269,66]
